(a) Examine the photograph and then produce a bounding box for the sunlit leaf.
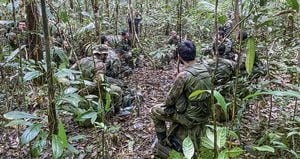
[24,71,42,82]
[31,132,47,157]
[227,147,244,157]
[21,124,42,145]
[218,149,229,159]
[58,121,68,148]
[253,145,275,153]
[75,111,97,122]
[52,135,64,159]
[182,136,194,159]
[246,37,256,75]
[4,111,40,120]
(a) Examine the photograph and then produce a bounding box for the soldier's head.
[218,31,225,40]
[237,31,248,42]
[178,40,196,64]
[101,36,109,45]
[171,31,177,38]
[121,31,130,39]
[17,20,27,31]
[93,46,108,62]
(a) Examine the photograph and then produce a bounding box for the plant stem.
[41,0,58,136]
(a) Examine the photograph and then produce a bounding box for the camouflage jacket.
[165,63,211,122]
[72,57,105,80]
[168,36,179,46]
[118,39,132,52]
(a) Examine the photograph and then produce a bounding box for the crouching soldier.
[71,46,123,114]
[150,40,212,158]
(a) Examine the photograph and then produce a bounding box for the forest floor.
[0,61,297,159]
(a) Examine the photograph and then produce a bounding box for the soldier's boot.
[156,131,167,142]
[154,142,172,159]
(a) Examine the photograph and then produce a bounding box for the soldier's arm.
[165,72,186,107]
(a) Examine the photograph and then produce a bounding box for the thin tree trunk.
[26,0,42,61]
[40,0,58,136]
[115,0,119,35]
[92,0,100,38]
[165,0,170,35]
[69,0,73,9]
[212,0,219,158]
[234,0,240,40]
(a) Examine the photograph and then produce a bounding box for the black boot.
[157,131,167,141]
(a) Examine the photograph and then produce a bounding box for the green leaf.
[24,71,42,82]
[244,90,300,99]
[4,111,40,120]
[31,132,47,157]
[105,92,112,112]
[218,149,229,159]
[64,87,78,94]
[5,120,33,127]
[227,147,244,157]
[21,124,42,145]
[67,144,79,154]
[245,37,256,75]
[188,90,208,100]
[168,150,184,159]
[253,145,275,153]
[76,111,97,122]
[59,11,69,23]
[52,135,64,159]
[182,136,194,159]
[218,15,226,25]
[213,91,228,119]
[58,121,68,148]
[201,126,227,150]
[287,0,299,12]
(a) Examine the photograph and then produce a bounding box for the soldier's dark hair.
[218,31,225,38]
[218,26,226,32]
[101,36,108,44]
[178,40,196,62]
[238,31,248,41]
[121,31,128,36]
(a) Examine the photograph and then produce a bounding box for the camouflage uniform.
[150,63,211,140]
[72,47,123,114]
[219,38,235,60]
[168,36,179,46]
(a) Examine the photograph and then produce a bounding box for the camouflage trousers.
[110,84,123,113]
[150,103,195,133]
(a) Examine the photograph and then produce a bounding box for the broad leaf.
[253,145,275,153]
[31,132,47,157]
[5,120,33,127]
[245,90,300,99]
[4,111,40,120]
[76,111,97,122]
[64,87,78,94]
[24,71,42,82]
[168,150,184,159]
[188,90,207,100]
[182,136,194,159]
[58,121,68,148]
[227,147,244,157]
[246,37,256,75]
[218,149,229,159]
[21,124,42,145]
[105,92,112,112]
[52,135,64,159]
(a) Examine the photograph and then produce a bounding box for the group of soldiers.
[70,31,136,115]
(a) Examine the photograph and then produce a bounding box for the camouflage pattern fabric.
[118,39,132,52]
[168,36,179,46]
[220,38,235,60]
[150,63,211,134]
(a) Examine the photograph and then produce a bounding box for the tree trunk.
[234,0,240,40]
[115,0,119,35]
[92,0,100,38]
[40,0,58,136]
[69,0,73,9]
[26,0,42,61]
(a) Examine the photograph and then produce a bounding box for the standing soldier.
[128,12,142,36]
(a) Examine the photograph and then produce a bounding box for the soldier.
[117,31,134,68]
[72,46,124,114]
[128,12,142,36]
[213,31,235,60]
[167,31,179,46]
[106,49,133,79]
[151,40,212,157]
[6,20,28,49]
